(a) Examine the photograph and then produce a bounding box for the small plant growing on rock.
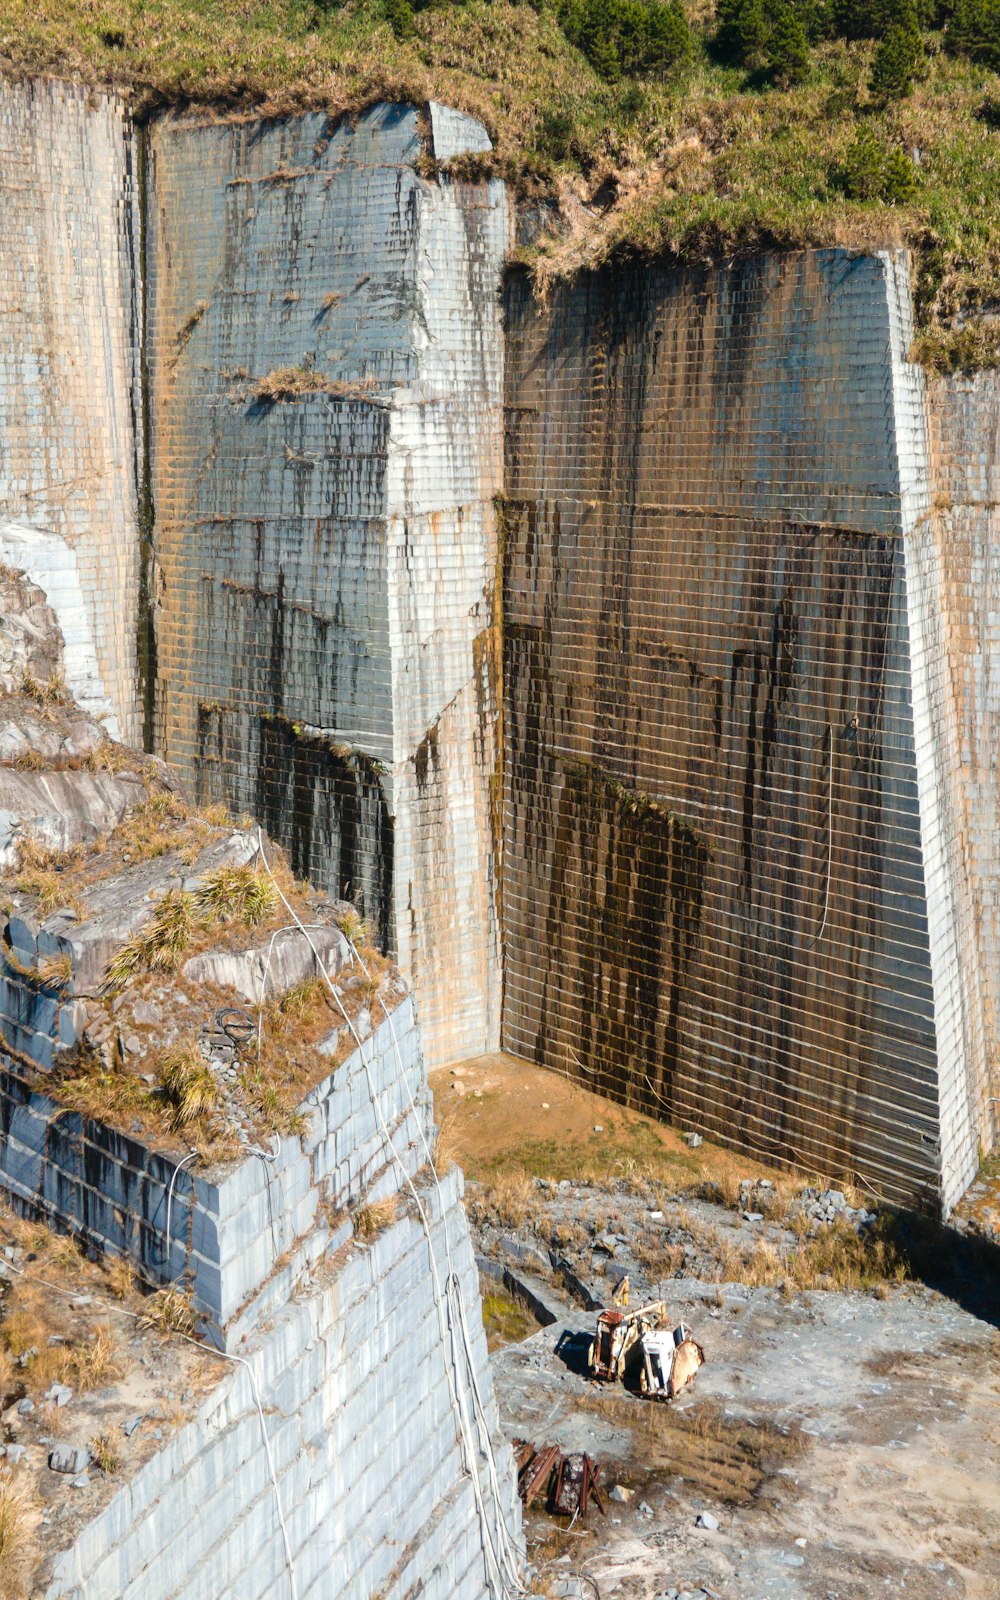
[0,1468,31,1600]
[158,1048,222,1131]
[20,669,65,706]
[105,1256,136,1301]
[37,951,73,989]
[139,1285,198,1338]
[334,905,370,947]
[104,890,197,992]
[89,1432,122,1476]
[194,863,277,927]
[12,835,86,919]
[354,1196,398,1241]
[253,365,329,403]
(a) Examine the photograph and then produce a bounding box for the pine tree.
[767,3,811,82]
[715,0,770,65]
[870,22,922,98]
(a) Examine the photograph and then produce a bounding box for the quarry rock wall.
[0,955,519,1598]
[501,249,992,1209]
[920,372,1000,1169]
[41,1167,516,1600]
[0,81,141,741]
[0,74,995,1202]
[146,103,506,1067]
[0,1000,430,1342]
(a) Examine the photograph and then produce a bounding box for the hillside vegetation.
[3,0,1000,362]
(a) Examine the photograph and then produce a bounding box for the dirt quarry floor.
[434,1056,1000,1600]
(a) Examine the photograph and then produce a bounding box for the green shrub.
[833,0,930,37]
[946,0,1000,68]
[767,4,811,83]
[870,21,923,97]
[557,0,691,81]
[832,125,919,202]
[383,0,416,37]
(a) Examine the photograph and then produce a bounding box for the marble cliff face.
[0,82,995,1218]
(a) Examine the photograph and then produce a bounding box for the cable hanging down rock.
[253,830,527,1600]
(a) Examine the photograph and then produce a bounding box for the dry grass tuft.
[194,862,277,927]
[84,736,136,775]
[238,1059,306,1138]
[20,670,65,707]
[139,1285,198,1338]
[580,1391,803,1505]
[57,1057,154,1128]
[468,1170,539,1231]
[36,951,73,989]
[105,1256,136,1302]
[64,1326,126,1392]
[253,365,329,402]
[11,835,87,919]
[353,1196,398,1242]
[157,1048,221,1131]
[333,905,369,946]
[0,1469,32,1600]
[89,1432,122,1476]
[104,890,197,993]
[703,1216,909,1293]
[104,863,278,991]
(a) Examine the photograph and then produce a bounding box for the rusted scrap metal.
[637,1323,705,1401]
[513,1440,605,1519]
[521,1442,561,1508]
[553,1451,605,1518]
[587,1298,666,1383]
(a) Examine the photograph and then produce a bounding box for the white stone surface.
[428,102,493,161]
[0,83,140,740]
[0,520,119,733]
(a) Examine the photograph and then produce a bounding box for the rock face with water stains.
[501,250,994,1212]
[145,103,507,1069]
[0,566,519,1600]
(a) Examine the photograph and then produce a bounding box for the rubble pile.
[794,1186,877,1232]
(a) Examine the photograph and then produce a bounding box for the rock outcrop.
[0,560,520,1600]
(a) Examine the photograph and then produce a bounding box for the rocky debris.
[696,1510,719,1530]
[182,923,348,1005]
[44,1383,73,1407]
[795,1186,876,1232]
[473,1170,884,1323]
[48,1444,90,1475]
[22,829,260,999]
[0,565,64,694]
[682,1132,702,1148]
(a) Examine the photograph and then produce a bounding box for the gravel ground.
[472,1181,1000,1600]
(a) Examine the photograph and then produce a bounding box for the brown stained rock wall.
[502,252,946,1205]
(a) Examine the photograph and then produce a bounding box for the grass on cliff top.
[5,1,1000,351]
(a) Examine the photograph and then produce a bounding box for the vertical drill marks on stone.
[0,81,994,1215]
[145,103,508,1071]
[0,81,141,743]
[500,248,998,1213]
